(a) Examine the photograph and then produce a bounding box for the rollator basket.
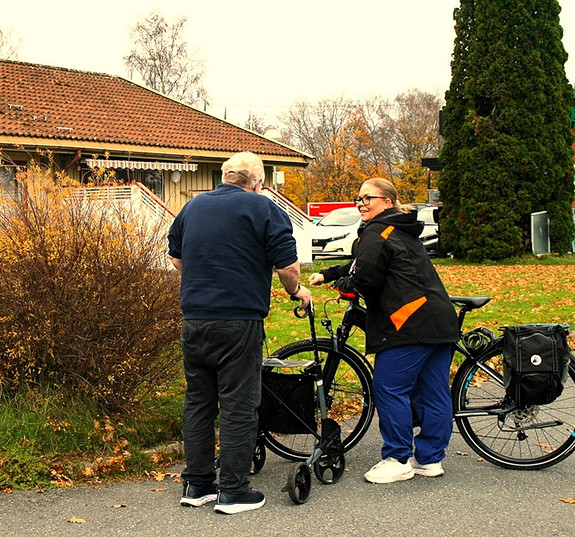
[260,371,317,434]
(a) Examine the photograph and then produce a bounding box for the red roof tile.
[0,60,309,161]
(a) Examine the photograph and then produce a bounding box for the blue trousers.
[180,319,263,493]
[373,343,453,464]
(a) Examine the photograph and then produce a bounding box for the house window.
[0,163,25,201]
[110,169,164,199]
[213,170,222,189]
[80,166,164,200]
[140,170,164,199]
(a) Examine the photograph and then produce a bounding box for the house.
[0,59,313,261]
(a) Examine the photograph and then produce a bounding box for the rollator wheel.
[313,450,345,484]
[251,438,266,475]
[286,462,311,504]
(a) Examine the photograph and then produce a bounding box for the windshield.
[417,207,437,225]
[317,209,360,227]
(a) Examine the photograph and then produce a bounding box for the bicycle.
[450,296,575,470]
[259,293,575,491]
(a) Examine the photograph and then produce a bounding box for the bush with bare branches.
[0,166,181,410]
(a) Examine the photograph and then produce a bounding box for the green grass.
[1,254,574,491]
[266,254,575,371]
[0,386,185,491]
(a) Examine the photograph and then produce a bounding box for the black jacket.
[321,208,458,354]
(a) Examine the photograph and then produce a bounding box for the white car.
[312,207,361,258]
[311,205,441,259]
[416,205,440,257]
[417,205,439,239]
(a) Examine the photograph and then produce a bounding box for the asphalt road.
[2,422,575,537]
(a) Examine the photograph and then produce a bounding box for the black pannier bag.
[259,371,317,434]
[502,324,571,407]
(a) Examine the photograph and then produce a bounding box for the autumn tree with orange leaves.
[279,90,443,209]
[392,89,443,203]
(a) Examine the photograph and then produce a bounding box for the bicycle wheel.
[452,343,575,470]
[262,338,374,461]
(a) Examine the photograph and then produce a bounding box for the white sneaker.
[364,457,415,483]
[410,457,444,477]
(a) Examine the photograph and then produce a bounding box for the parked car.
[312,207,361,258]
[311,204,442,259]
[416,205,441,257]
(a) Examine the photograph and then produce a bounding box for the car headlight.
[327,233,349,243]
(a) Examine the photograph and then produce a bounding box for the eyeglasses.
[353,195,387,206]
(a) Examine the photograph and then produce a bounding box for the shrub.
[0,165,182,410]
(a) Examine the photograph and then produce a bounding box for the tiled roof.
[0,60,309,161]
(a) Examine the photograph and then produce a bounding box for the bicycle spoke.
[261,338,374,461]
[453,350,575,469]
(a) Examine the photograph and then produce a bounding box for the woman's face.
[355,184,393,223]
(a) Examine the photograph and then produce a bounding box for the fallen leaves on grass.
[50,466,74,487]
[436,265,575,328]
[150,471,165,481]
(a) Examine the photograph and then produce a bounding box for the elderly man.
[168,151,311,514]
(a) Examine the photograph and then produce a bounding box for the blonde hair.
[221,152,265,190]
[363,178,410,213]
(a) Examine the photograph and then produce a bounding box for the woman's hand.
[308,272,325,286]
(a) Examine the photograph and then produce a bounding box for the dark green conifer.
[439,0,574,261]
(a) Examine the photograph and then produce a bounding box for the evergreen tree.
[439,0,574,261]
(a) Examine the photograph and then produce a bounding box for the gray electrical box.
[531,211,550,256]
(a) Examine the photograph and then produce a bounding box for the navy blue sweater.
[168,183,298,320]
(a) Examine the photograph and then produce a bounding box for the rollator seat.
[263,357,315,368]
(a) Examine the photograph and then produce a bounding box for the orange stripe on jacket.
[380,226,395,240]
[390,296,428,331]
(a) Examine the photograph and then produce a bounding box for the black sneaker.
[213,489,266,514]
[180,482,218,507]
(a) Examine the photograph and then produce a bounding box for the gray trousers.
[180,319,263,493]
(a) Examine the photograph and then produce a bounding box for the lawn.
[1,254,574,492]
[265,255,575,355]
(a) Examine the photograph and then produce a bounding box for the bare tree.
[392,89,443,166]
[390,89,444,202]
[356,96,396,178]
[279,91,443,205]
[124,12,207,106]
[280,96,357,159]
[0,28,20,60]
[244,113,277,135]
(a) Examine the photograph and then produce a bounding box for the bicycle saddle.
[449,296,491,310]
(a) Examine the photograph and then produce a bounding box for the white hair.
[221,152,265,190]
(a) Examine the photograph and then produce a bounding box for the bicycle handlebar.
[293,299,314,319]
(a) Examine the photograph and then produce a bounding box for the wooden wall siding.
[2,150,277,214]
[164,164,274,214]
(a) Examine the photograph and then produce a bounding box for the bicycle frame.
[322,295,509,417]
[318,297,369,392]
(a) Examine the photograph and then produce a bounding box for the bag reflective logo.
[530,354,542,366]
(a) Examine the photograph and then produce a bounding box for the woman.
[309,178,458,483]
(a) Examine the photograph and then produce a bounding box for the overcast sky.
[3,0,575,125]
